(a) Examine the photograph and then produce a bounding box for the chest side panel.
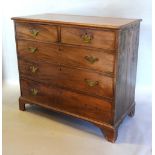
[114,23,140,124]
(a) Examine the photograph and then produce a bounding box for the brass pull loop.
[28,47,38,53]
[81,33,93,43]
[84,79,99,87]
[84,56,99,64]
[29,66,38,73]
[30,88,38,96]
[30,29,39,37]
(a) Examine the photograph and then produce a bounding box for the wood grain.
[17,40,59,63]
[114,23,140,124]
[19,59,114,99]
[12,13,142,29]
[20,79,112,123]
[12,14,141,142]
[17,40,115,74]
[59,45,115,74]
[15,22,58,42]
[61,26,116,50]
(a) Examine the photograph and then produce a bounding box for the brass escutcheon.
[84,78,99,87]
[81,33,93,43]
[30,88,38,96]
[28,47,38,53]
[84,56,99,64]
[29,66,38,73]
[30,29,39,37]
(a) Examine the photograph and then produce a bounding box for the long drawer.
[19,59,114,99]
[17,40,115,74]
[20,79,112,123]
[15,22,58,42]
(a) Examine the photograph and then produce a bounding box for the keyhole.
[59,67,61,71]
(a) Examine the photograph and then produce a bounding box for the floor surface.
[2,83,152,155]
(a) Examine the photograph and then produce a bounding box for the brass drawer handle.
[28,47,38,53]
[29,66,38,73]
[30,88,38,96]
[84,56,99,64]
[81,33,93,43]
[30,29,39,37]
[84,78,99,87]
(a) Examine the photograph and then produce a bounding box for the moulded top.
[12,13,142,29]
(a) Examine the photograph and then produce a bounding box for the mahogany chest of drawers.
[12,14,141,142]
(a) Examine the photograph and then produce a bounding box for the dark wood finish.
[59,45,115,74]
[18,59,114,99]
[17,40,60,63]
[19,97,26,111]
[17,40,115,74]
[100,126,118,143]
[20,79,112,123]
[15,22,58,42]
[61,26,116,50]
[12,14,141,143]
[114,23,140,123]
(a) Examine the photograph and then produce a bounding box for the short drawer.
[15,22,58,42]
[17,40,115,74]
[20,79,112,123]
[19,60,114,99]
[61,26,116,50]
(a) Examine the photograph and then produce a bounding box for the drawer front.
[15,22,58,42]
[59,45,115,74]
[21,79,112,123]
[61,27,116,50]
[19,60,114,99]
[17,40,59,63]
[17,40,114,74]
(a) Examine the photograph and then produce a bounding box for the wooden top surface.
[12,13,142,29]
